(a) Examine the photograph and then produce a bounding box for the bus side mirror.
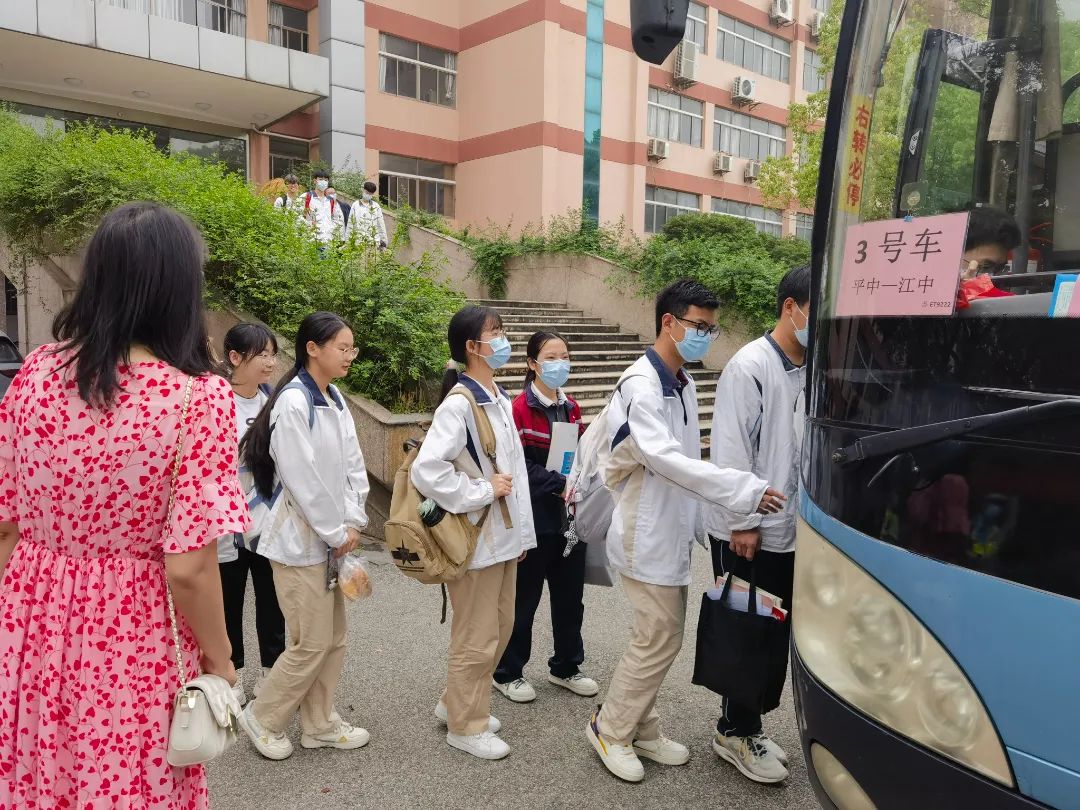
[630,0,690,65]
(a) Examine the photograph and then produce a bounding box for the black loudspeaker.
[629,0,690,64]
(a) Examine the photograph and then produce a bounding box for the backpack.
[384,386,513,597]
[304,192,335,215]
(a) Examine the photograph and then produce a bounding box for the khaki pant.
[597,575,688,747]
[252,561,347,736]
[443,560,517,736]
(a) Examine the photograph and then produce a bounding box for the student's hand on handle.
[334,528,362,558]
[490,473,514,499]
[756,487,787,515]
[730,529,762,561]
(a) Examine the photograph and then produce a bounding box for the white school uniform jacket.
[706,334,805,553]
[217,386,270,564]
[303,192,345,243]
[604,349,770,587]
[345,199,388,246]
[410,375,537,570]
[257,369,370,567]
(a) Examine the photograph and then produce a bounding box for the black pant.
[710,537,795,737]
[219,546,286,670]
[494,532,587,683]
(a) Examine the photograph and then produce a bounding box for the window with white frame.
[717,14,790,83]
[379,154,456,216]
[379,34,457,108]
[645,186,701,233]
[796,213,814,241]
[105,0,245,35]
[270,136,309,180]
[714,108,787,161]
[711,198,783,236]
[647,88,704,147]
[803,48,827,92]
[685,1,708,53]
[269,3,308,52]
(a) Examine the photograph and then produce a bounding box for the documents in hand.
[546,422,580,474]
[707,574,788,622]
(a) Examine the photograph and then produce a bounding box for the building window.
[717,14,790,83]
[647,88,704,147]
[711,198,783,236]
[270,136,309,180]
[379,34,457,108]
[196,0,246,36]
[685,1,708,53]
[796,213,814,240]
[803,48,827,93]
[645,186,700,233]
[811,0,830,9]
[379,154,456,216]
[269,3,308,52]
[714,108,787,161]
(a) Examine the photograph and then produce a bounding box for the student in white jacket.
[587,279,785,784]
[236,312,370,762]
[344,181,388,249]
[411,305,537,762]
[707,265,809,784]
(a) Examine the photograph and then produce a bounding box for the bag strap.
[164,376,197,691]
[448,387,513,530]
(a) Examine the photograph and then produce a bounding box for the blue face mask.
[791,304,809,348]
[480,336,512,370]
[673,323,713,363]
[538,359,571,390]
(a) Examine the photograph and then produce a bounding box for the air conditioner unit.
[744,160,762,182]
[809,10,824,37]
[771,0,794,24]
[647,138,670,160]
[732,76,757,104]
[673,40,699,87]
[713,152,733,174]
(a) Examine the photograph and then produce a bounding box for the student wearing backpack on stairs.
[217,323,286,711]
[236,312,371,762]
[492,331,599,705]
[706,265,809,785]
[302,170,345,247]
[273,173,302,215]
[586,279,787,784]
[411,305,537,761]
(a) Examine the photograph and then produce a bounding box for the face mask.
[362,191,374,201]
[790,304,809,348]
[537,359,571,390]
[477,336,512,370]
[315,180,329,192]
[672,321,712,363]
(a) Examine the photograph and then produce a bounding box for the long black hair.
[240,311,349,499]
[220,322,278,377]
[523,331,570,388]
[52,201,214,406]
[438,305,503,404]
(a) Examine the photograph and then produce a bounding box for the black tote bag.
[691,566,788,714]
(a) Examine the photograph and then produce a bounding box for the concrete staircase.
[476,299,718,452]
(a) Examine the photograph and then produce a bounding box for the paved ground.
[208,545,820,810]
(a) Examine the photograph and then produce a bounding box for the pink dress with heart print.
[0,346,249,809]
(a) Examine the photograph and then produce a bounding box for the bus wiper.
[832,399,1080,464]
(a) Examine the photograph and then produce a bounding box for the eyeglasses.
[256,352,278,361]
[964,259,1009,277]
[674,316,720,338]
[337,346,360,359]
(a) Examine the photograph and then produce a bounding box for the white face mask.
[362,191,374,201]
[790,304,809,348]
[315,179,329,192]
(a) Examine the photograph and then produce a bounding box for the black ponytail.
[438,305,503,404]
[240,311,348,499]
[522,331,568,388]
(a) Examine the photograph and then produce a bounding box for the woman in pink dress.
[0,202,249,809]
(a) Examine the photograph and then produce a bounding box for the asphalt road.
[207,545,821,810]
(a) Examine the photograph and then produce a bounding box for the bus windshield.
[808,0,1080,600]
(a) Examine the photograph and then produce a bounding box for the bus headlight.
[793,521,1013,787]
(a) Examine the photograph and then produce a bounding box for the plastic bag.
[338,554,373,601]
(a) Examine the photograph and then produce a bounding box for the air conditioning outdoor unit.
[713,152,733,174]
[732,76,757,104]
[647,138,670,160]
[673,40,699,87]
[771,0,794,24]
[744,160,763,182]
[809,10,824,37]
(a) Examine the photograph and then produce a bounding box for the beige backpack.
[385,387,513,596]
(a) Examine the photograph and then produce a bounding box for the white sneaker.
[548,673,600,697]
[492,677,536,703]
[446,730,511,760]
[587,711,644,782]
[231,667,248,707]
[253,666,271,699]
[301,721,371,750]
[755,733,789,766]
[434,700,501,734]
[239,704,293,761]
[633,735,690,766]
[712,732,789,784]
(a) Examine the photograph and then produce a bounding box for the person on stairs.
[411,305,537,761]
[493,331,599,704]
